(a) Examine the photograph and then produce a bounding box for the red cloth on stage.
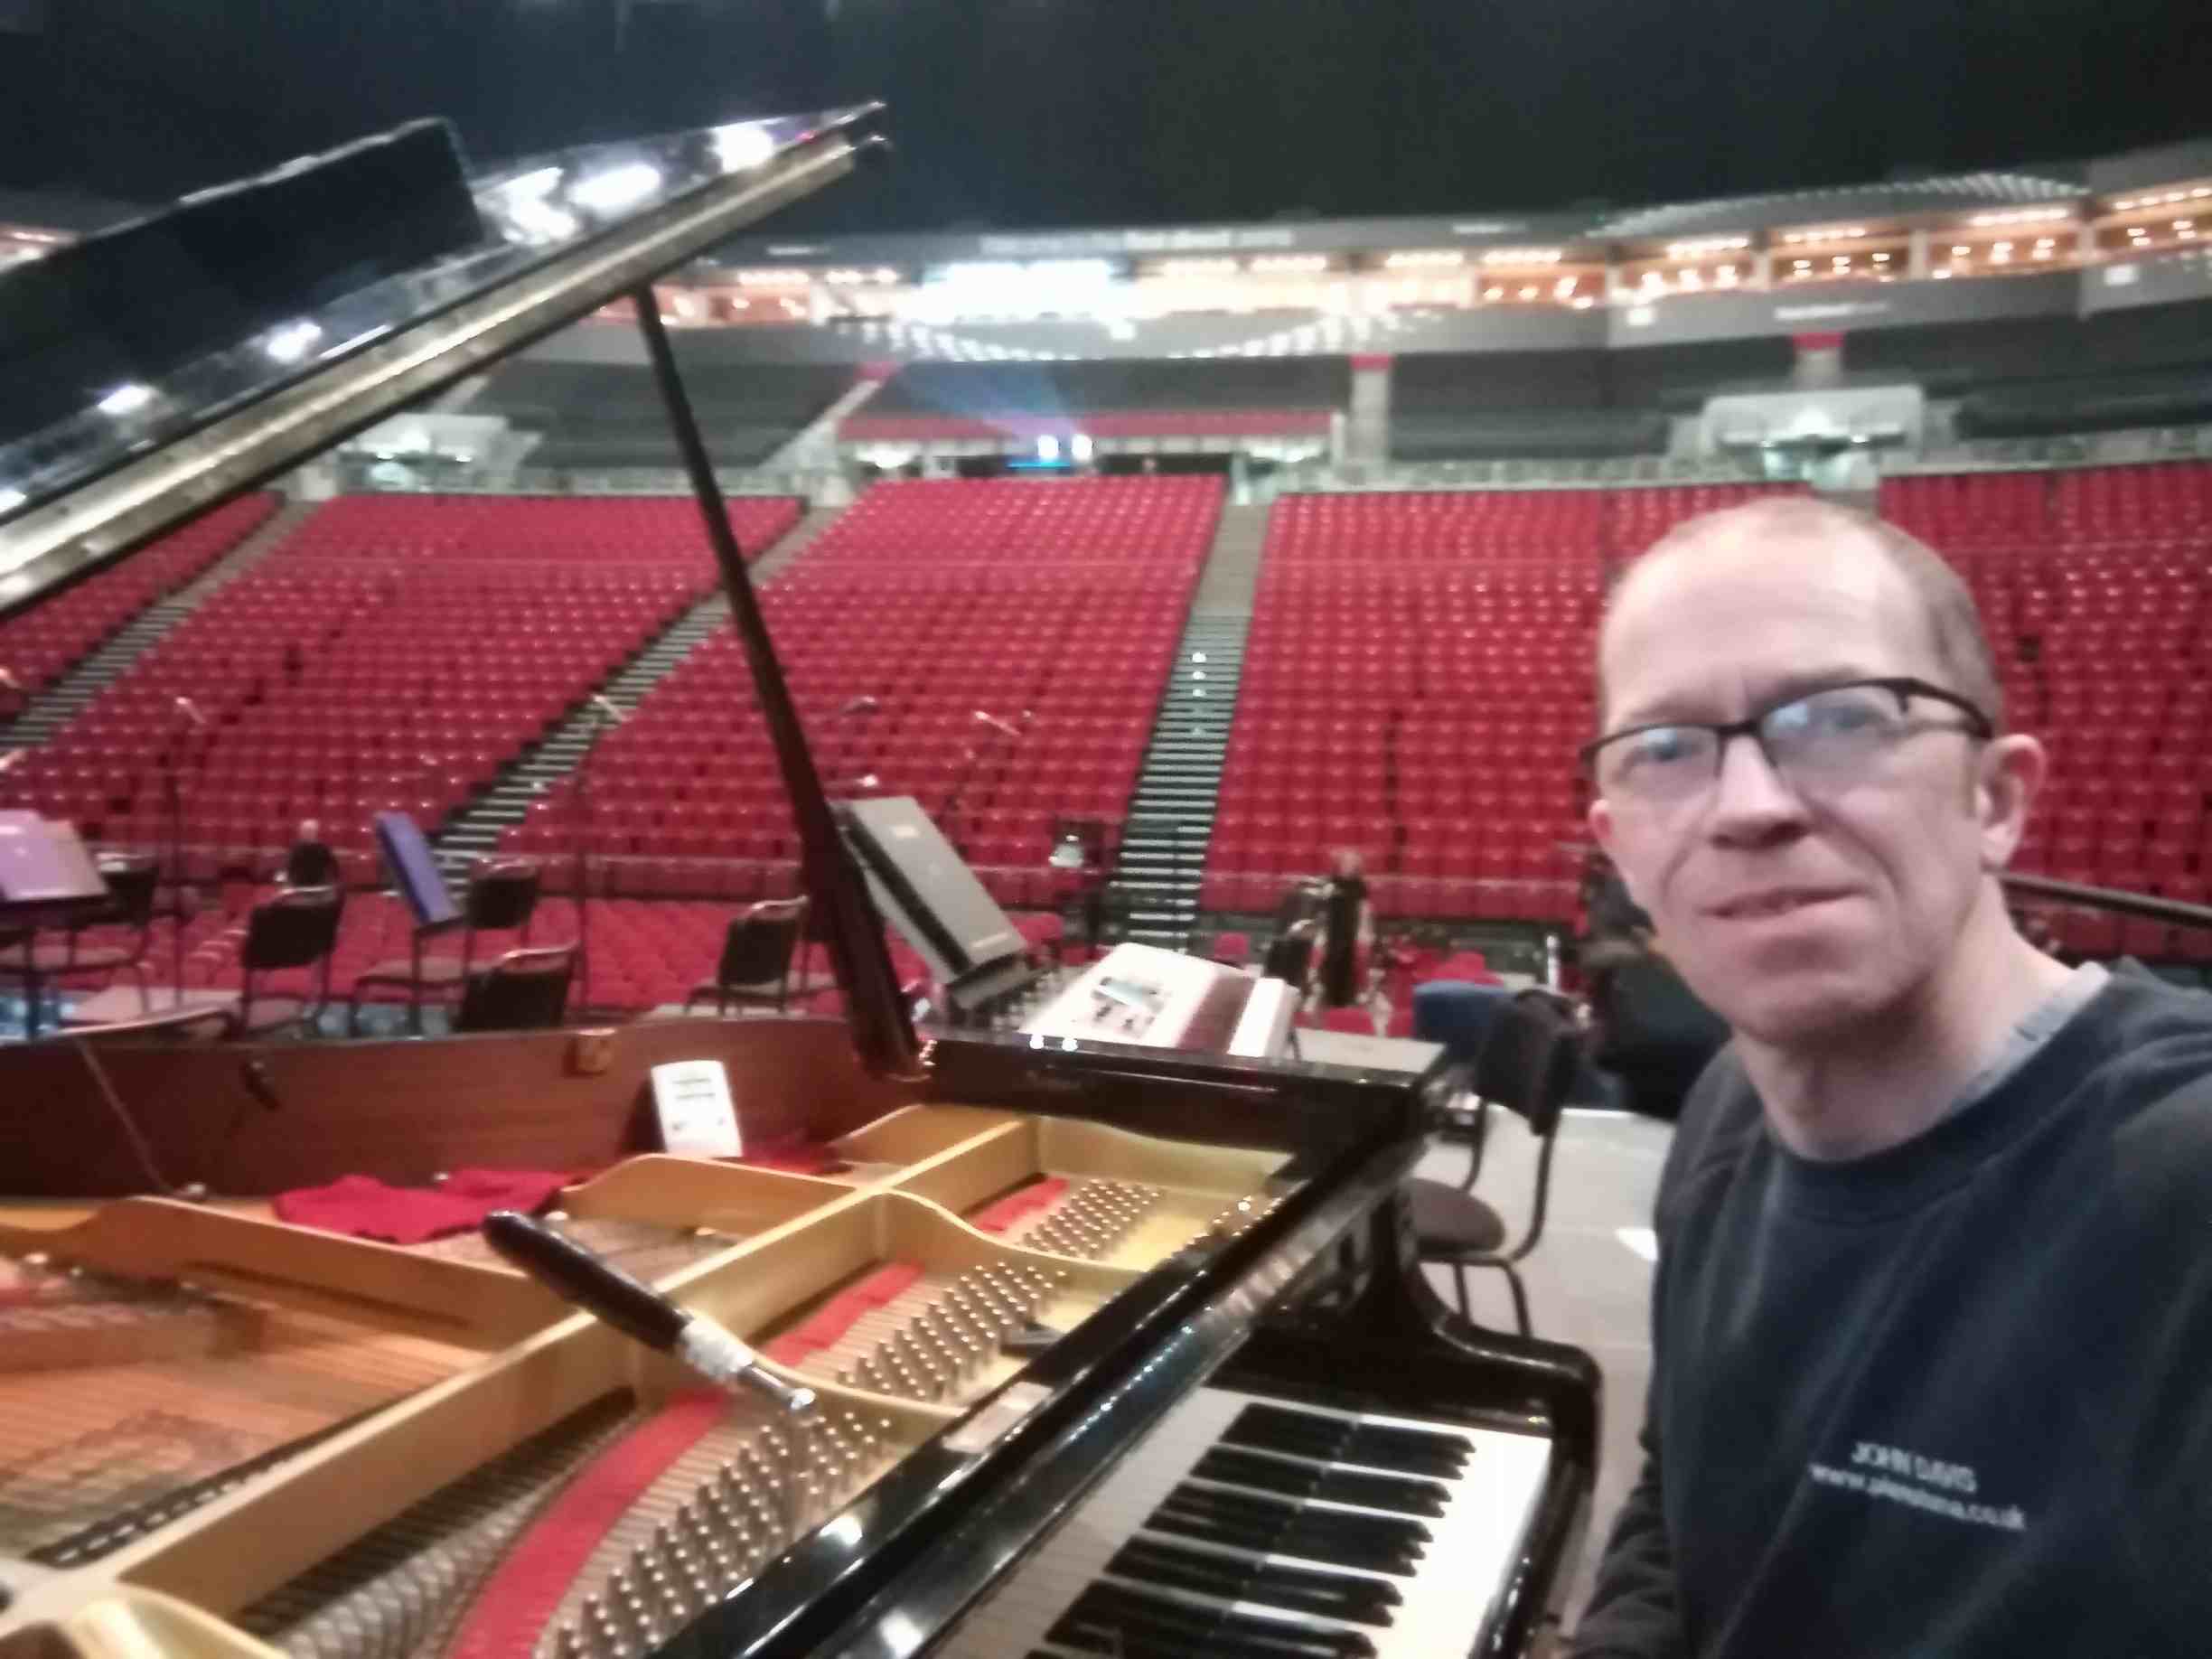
[271,1167,572,1244]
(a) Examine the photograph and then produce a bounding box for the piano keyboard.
[938,1385,1552,1659]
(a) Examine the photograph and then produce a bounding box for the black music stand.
[346,812,472,1034]
[0,811,114,1037]
[836,795,1036,1023]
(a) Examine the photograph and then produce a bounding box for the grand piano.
[0,106,1600,1659]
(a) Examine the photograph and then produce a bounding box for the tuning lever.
[483,1211,816,1416]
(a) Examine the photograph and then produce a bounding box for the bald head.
[1597,498,2001,732]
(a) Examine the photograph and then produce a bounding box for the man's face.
[1589,527,2020,1048]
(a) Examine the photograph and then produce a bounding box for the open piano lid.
[0,105,887,615]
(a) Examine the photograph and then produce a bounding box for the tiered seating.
[0,494,275,693]
[479,361,860,471]
[1884,461,2212,960]
[1204,484,1804,929]
[499,477,1220,911]
[1879,470,2054,556]
[841,360,1345,444]
[5,495,799,881]
[1388,351,1665,462]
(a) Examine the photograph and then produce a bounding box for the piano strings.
[0,1265,487,1561]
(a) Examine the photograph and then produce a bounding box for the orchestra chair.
[454,942,577,1033]
[1260,917,1318,990]
[0,853,162,1027]
[684,897,808,1016]
[346,858,542,1035]
[283,837,342,888]
[231,884,345,1038]
[1411,987,1579,1337]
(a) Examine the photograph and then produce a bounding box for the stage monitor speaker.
[374,811,461,929]
[835,795,1026,993]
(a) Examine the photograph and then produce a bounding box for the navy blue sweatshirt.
[1573,966,2212,1657]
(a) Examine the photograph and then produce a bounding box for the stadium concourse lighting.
[712,122,776,173]
[1036,436,1061,462]
[264,320,323,364]
[485,165,578,245]
[569,162,662,214]
[1071,434,1094,463]
[97,383,154,417]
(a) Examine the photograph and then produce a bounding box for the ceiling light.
[98,383,154,417]
[264,320,323,363]
[711,122,776,173]
[569,162,662,214]
[0,488,25,513]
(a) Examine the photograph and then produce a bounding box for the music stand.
[835,795,1036,1022]
[0,811,114,1037]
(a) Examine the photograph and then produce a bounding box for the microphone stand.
[940,710,1031,858]
[159,737,189,1008]
[570,706,612,1017]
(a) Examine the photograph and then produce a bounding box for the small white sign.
[651,1060,743,1158]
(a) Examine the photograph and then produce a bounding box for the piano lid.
[0,104,886,616]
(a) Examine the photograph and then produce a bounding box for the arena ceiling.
[1,0,2205,235]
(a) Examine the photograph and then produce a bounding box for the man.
[1572,499,2212,1657]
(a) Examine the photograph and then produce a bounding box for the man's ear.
[1976,734,2047,870]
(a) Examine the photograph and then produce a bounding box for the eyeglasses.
[1581,677,1995,807]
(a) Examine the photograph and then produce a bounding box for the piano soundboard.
[937,1385,1551,1659]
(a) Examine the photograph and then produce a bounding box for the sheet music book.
[0,811,108,908]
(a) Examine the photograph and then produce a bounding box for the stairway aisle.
[1,498,320,748]
[434,500,841,872]
[1109,502,1270,947]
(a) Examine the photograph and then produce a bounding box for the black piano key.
[1167,1480,1434,1550]
[1143,1507,1416,1579]
[1054,1580,1378,1659]
[1344,1423,1471,1478]
[1150,1487,1426,1575]
[1111,1535,1402,1626]
[1223,1404,1469,1479]
[1195,1447,1453,1518]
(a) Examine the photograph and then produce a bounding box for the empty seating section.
[841,359,1345,443]
[15,464,2209,1014]
[1204,485,1804,927]
[498,477,1220,916]
[0,494,275,692]
[480,360,859,470]
[1883,461,2212,960]
[3,494,799,890]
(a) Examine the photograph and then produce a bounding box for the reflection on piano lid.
[0,102,886,613]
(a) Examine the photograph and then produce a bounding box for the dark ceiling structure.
[1,0,2205,233]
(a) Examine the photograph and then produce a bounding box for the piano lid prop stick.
[483,1210,816,1417]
